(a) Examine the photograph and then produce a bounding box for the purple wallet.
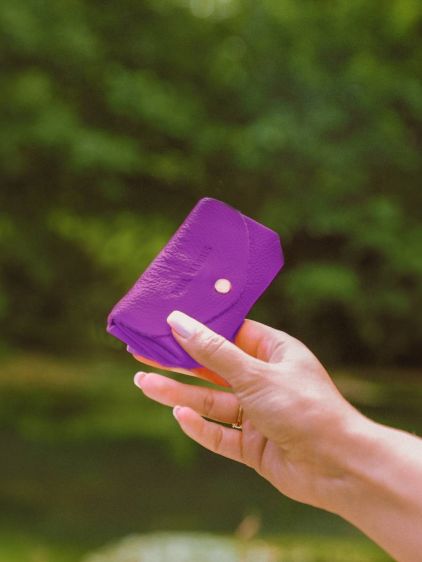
[106,197,284,369]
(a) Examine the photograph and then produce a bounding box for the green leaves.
[0,0,421,363]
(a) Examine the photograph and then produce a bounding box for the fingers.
[172,405,244,464]
[166,311,268,391]
[234,320,314,368]
[189,367,230,388]
[129,349,229,386]
[233,318,283,361]
[128,313,303,391]
[128,350,193,376]
[134,371,239,424]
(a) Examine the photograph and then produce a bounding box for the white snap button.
[214,278,232,294]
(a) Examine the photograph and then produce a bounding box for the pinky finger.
[173,405,244,464]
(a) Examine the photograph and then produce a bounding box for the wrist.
[310,402,378,514]
[318,406,422,520]
[316,408,422,562]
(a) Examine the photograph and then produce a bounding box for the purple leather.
[106,197,284,369]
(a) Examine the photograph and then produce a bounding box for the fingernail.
[167,310,201,339]
[173,405,183,421]
[134,371,147,388]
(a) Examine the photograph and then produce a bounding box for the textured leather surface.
[106,197,284,369]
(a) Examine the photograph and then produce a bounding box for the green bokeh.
[0,0,421,559]
[1,0,421,363]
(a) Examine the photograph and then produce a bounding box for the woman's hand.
[132,310,422,561]
[132,310,362,512]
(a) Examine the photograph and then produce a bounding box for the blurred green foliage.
[2,4,420,559]
[0,352,195,462]
[0,0,421,364]
[3,354,414,559]
[2,354,421,452]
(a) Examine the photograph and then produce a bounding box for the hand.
[132,311,422,561]
[132,311,363,512]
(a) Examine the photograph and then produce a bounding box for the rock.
[81,531,281,562]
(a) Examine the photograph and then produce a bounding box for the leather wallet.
[106,197,284,369]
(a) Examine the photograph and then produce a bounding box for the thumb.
[166,310,266,389]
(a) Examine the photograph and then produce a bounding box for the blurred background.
[0,0,421,560]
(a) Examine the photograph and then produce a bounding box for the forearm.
[326,410,422,562]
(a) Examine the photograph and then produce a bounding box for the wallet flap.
[107,198,250,337]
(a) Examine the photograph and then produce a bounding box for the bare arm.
[327,415,422,562]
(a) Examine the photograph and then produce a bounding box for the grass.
[0,351,418,561]
[0,531,83,562]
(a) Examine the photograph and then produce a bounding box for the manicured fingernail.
[173,405,183,421]
[167,310,201,339]
[134,372,147,388]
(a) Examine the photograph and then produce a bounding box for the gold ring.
[232,406,243,430]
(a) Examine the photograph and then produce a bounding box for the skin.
[131,314,422,562]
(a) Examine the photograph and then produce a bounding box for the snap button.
[214,278,231,294]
